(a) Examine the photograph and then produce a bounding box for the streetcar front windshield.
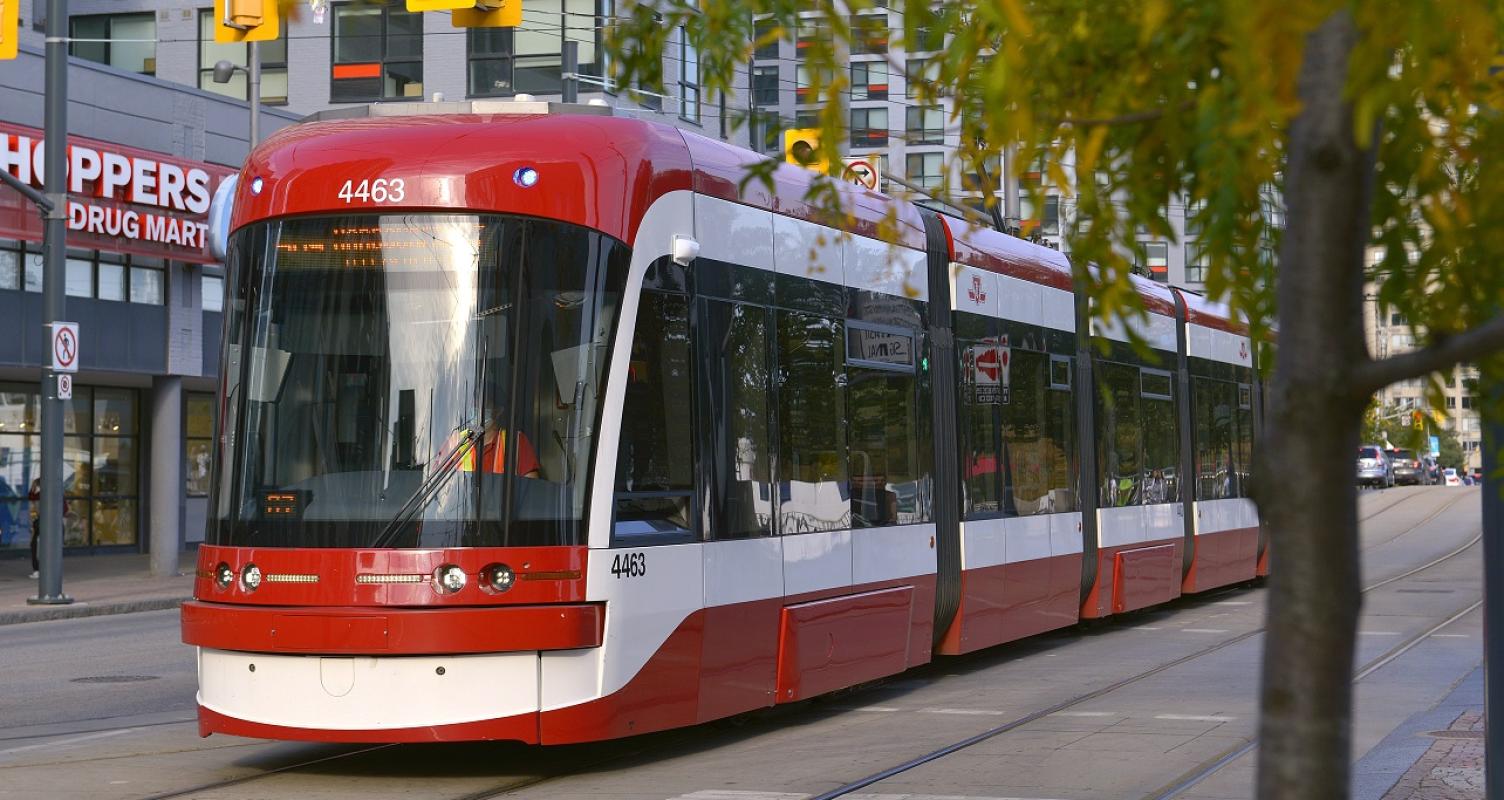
[208,214,628,548]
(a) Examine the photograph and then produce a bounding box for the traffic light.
[1413,410,1424,430]
[213,0,280,43]
[408,0,521,28]
[784,128,828,173]
[0,0,19,61]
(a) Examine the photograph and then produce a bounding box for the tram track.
[804,518,1483,800]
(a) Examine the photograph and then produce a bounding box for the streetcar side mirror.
[671,235,700,266]
[208,174,239,262]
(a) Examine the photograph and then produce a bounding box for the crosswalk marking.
[1154,714,1236,722]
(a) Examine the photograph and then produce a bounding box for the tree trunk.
[1255,10,1375,800]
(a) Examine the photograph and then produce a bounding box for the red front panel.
[774,586,915,703]
[1111,543,1181,614]
[193,545,587,607]
[182,600,603,654]
[1182,527,1260,593]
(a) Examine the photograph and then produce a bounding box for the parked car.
[1386,448,1425,485]
[1443,468,1462,487]
[1472,468,1485,484]
[1357,445,1395,488]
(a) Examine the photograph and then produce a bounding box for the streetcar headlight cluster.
[241,563,262,592]
[433,564,467,594]
[482,563,515,594]
[214,562,234,590]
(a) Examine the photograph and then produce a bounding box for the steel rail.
[806,512,1483,800]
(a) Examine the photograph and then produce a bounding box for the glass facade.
[0,384,140,550]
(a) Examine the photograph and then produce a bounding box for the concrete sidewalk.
[0,551,195,625]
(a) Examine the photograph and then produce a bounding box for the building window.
[467,0,598,98]
[850,13,889,55]
[198,10,289,104]
[1185,242,1207,284]
[331,1,423,103]
[795,65,831,104]
[906,105,945,145]
[851,61,888,101]
[1391,312,1408,326]
[65,250,94,298]
[851,107,888,148]
[70,13,155,75]
[1447,396,1457,409]
[1028,194,1060,237]
[130,257,166,305]
[906,152,944,190]
[1138,241,1169,283]
[753,110,783,154]
[0,239,22,291]
[679,27,700,123]
[186,393,215,499]
[752,66,780,106]
[906,58,938,98]
[797,19,831,56]
[754,18,779,60]
[203,274,224,313]
[0,384,141,549]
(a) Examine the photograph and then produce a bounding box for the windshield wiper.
[371,423,479,548]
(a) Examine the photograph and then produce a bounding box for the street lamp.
[212,42,261,147]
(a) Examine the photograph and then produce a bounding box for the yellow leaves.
[1078,125,1110,176]
[1140,0,1169,47]
[998,0,1034,38]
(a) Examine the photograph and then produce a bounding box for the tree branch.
[1352,314,1504,396]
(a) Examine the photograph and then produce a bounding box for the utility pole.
[1002,143,1022,236]
[562,40,578,103]
[248,41,260,146]
[31,0,72,605]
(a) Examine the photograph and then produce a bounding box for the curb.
[0,595,189,626]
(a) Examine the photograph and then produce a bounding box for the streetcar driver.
[461,419,541,479]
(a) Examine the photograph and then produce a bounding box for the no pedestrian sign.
[50,322,80,373]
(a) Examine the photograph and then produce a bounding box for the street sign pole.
[31,0,72,605]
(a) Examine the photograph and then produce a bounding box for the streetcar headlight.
[434,564,467,594]
[482,563,515,593]
[513,166,539,188]
[240,563,262,592]
[214,562,234,590]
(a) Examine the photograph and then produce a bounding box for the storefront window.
[0,239,20,291]
[0,383,139,550]
[70,14,157,75]
[203,274,224,312]
[186,393,215,498]
[131,259,165,305]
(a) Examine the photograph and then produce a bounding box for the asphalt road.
[0,485,1482,800]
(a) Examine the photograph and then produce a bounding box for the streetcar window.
[847,325,929,528]
[957,313,1003,518]
[1140,371,1179,505]
[613,291,696,541]
[1096,362,1142,507]
[697,299,775,539]
[1193,377,1238,500]
[207,215,628,549]
[1000,350,1079,515]
[776,311,850,533]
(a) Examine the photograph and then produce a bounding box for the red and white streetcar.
[182,100,1264,744]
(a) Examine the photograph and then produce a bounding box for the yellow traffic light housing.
[408,0,521,28]
[784,128,828,173]
[0,0,19,61]
[213,0,280,43]
[1413,410,1424,430]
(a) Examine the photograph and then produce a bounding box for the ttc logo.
[967,275,987,305]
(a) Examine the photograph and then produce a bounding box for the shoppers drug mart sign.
[0,122,236,263]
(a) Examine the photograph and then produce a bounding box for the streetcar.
[182,99,1263,744]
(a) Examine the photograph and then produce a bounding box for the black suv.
[1387,448,1425,486]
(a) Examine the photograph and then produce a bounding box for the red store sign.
[0,121,237,264]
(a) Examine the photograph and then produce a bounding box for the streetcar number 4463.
[338,178,406,204]
[611,552,647,579]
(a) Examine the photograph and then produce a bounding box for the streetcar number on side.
[338,178,406,204]
[611,552,647,579]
